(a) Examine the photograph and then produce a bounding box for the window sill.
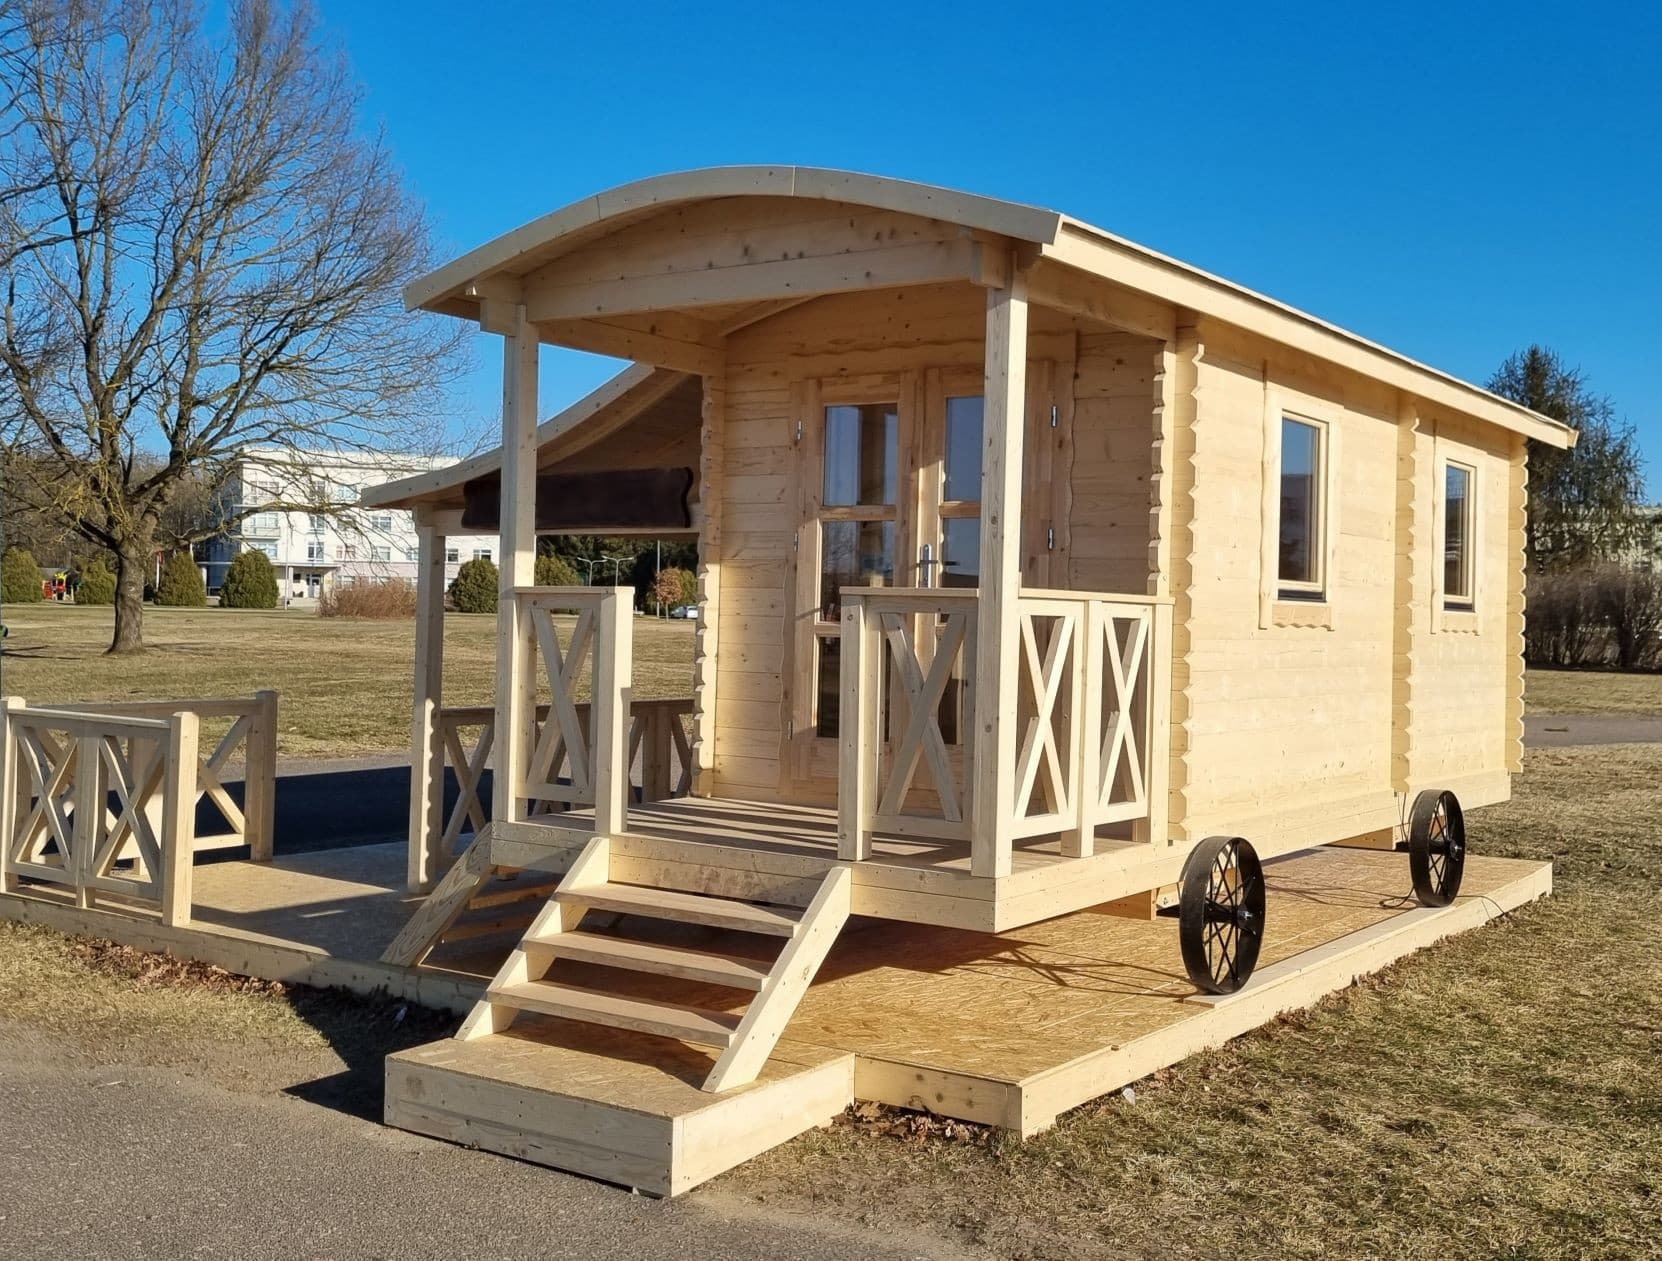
[1439,608,1480,634]
[1271,599,1332,629]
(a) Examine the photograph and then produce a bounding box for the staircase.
[457,836,852,1092]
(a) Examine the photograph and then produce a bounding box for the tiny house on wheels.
[363,166,1570,1190]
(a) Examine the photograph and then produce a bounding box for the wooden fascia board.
[402,166,1061,314]
[1042,225,1575,448]
[359,364,677,509]
[520,238,1000,323]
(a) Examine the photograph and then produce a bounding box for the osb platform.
[0,839,1550,1193]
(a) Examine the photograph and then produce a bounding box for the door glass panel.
[815,637,841,737]
[824,404,898,506]
[943,395,984,502]
[940,517,980,588]
[819,520,895,619]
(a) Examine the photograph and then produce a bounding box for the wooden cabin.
[364,167,1572,1097]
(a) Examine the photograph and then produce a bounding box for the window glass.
[941,517,980,588]
[1445,464,1473,605]
[473,548,492,562]
[1279,417,1322,589]
[823,404,897,507]
[815,638,841,738]
[943,395,984,502]
[819,520,894,620]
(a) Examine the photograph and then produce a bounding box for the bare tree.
[0,0,462,651]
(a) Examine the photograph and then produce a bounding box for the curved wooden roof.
[387,167,1571,508]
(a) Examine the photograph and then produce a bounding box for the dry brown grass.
[1525,666,1662,717]
[0,603,695,758]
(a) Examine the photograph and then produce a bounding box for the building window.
[1277,416,1326,600]
[473,548,493,563]
[243,512,280,536]
[308,513,326,533]
[370,545,392,562]
[445,547,460,563]
[245,540,277,560]
[1444,462,1475,609]
[338,544,357,561]
[405,546,420,562]
[306,542,325,563]
[370,512,393,531]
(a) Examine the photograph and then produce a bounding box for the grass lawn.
[0,603,695,759]
[1524,666,1662,716]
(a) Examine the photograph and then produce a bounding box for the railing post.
[640,704,671,803]
[407,514,447,890]
[838,597,877,861]
[160,711,200,928]
[71,730,100,907]
[1065,602,1102,859]
[246,689,278,863]
[591,588,633,837]
[971,266,1029,879]
[1138,602,1174,847]
[0,696,22,894]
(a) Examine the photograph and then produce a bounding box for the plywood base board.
[385,1021,854,1197]
[1010,858,1551,1136]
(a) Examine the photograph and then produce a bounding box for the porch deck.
[498,793,1175,932]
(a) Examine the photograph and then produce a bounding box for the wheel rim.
[1180,836,1266,994]
[1411,789,1467,907]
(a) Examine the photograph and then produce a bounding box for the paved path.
[0,1048,966,1261]
[1523,713,1662,747]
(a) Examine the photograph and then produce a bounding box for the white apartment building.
[200,449,498,599]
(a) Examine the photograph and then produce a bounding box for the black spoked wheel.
[1409,789,1467,907]
[1178,836,1266,995]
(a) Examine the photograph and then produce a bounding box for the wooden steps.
[524,928,771,990]
[556,881,803,936]
[485,980,742,1046]
[456,836,853,1094]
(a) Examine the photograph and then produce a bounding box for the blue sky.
[322,0,1662,492]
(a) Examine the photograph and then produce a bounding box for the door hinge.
[1050,404,1060,428]
[794,419,804,443]
[785,719,794,741]
[792,531,799,552]
[1046,525,1055,551]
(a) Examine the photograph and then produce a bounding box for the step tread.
[487,979,741,1048]
[528,929,772,991]
[557,882,803,936]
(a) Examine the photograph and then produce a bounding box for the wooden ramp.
[386,1022,854,1198]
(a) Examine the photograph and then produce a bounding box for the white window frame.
[1441,459,1477,612]
[472,548,493,563]
[1260,390,1340,628]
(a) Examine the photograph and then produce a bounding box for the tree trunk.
[109,544,150,654]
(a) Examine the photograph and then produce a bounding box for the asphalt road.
[0,1049,968,1261]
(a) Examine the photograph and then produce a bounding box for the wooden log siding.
[1,701,203,926]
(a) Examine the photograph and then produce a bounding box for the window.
[306,542,325,563]
[370,513,393,531]
[939,394,984,587]
[338,543,357,561]
[405,546,420,562]
[473,548,493,563]
[245,540,277,560]
[370,545,392,563]
[1278,416,1326,599]
[1444,462,1475,609]
[444,547,460,563]
[243,512,279,536]
[308,513,326,534]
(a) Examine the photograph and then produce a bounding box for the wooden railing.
[838,589,979,859]
[1010,591,1172,855]
[3,704,186,925]
[513,587,633,834]
[427,696,694,861]
[54,691,278,860]
[837,588,1170,861]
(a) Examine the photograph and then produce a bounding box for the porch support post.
[971,260,1029,879]
[488,301,539,825]
[407,510,447,891]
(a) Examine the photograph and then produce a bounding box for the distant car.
[668,605,698,619]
